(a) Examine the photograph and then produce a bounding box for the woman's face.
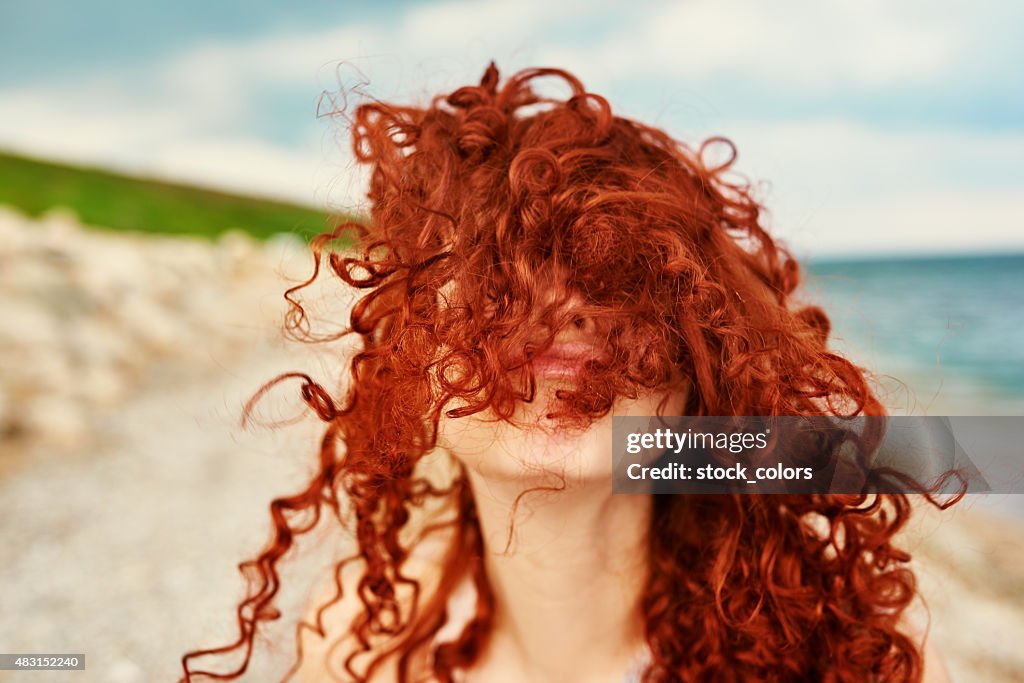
[435,273,686,487]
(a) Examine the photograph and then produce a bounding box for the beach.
[0,209,1022,682]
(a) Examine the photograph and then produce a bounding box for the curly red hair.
[182,63,946,682]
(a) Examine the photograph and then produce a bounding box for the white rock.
[20,395,87,448]
[67,316,132,368]
[75,363,128,405]
[106,658,145,683]
[217,229,258,268]
[117,293,187,356]
[0,298,63,347]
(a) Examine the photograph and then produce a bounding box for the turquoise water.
[805,254,1024,416]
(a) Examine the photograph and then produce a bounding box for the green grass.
[0,149,351,242]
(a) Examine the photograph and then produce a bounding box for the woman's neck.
[463,468,651,683]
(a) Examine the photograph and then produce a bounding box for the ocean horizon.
[805,252,1024,417]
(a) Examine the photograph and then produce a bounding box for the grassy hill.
[0,150,346,242]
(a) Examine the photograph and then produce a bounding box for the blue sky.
[1,0,1022,256]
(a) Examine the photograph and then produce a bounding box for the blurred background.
[1,1,1022,681]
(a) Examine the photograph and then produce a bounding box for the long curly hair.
[182,63,951,682]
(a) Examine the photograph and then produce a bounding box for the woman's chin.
[440,411,616,488]
[438,388,681,488]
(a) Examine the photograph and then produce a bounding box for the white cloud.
[795,190,1024,257]
[535,0,960,89]
[709,120,1024,255]
[146,137,342,206]
[402,0,593,44]
[156,24,371,94]
[0,85,196,162]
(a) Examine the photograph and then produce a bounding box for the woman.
[182,64,953,682]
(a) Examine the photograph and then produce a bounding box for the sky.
[1,0,1022,257]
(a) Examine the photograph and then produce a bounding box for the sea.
[806,253,1024,417]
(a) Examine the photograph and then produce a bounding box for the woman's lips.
[524,340,604,379]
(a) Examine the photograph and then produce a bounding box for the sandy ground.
[0,209,1022,682]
